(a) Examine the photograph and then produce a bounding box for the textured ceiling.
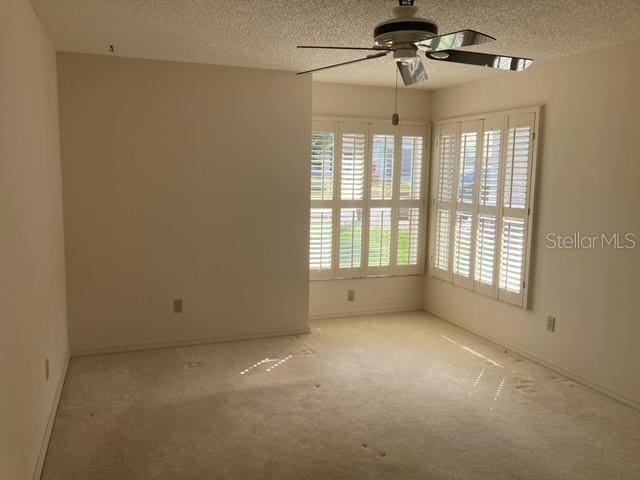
[31,0,640,90]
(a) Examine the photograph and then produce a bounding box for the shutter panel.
[397,207,420,266]
[341,133,365,200]
[452,120,482,288]
[430,123,458,280]
[339,208,362,270]
[368,207,392,268]
[371,134,394,200]
[395,126,427,274]
[310,131,334,201]
[498,111,535,306]
[309,208,332,271]
[473,121,503,296]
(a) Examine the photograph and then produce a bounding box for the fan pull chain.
[392,69,399,126]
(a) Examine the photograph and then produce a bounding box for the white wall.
[0,1,69,478]
[425,42,640,407]
[58,54,312,354]
[310,83,431,318]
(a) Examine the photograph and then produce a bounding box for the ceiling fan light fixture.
[393,46,418,61]
[429,51,450,60]
[295,1,533,84]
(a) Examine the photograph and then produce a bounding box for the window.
[429,107,539,307]
[309,119,429,280]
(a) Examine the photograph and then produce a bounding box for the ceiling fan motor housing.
[373,5,438,48]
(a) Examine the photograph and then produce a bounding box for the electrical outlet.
[45,358,50,381]
[173,299,183,313]
[347,289,355,301]
[546,315,556,332]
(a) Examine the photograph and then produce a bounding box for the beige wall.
[310,82,431,318]
[425,41,640,407]
[0,1,68,479]
[58,54,311,354]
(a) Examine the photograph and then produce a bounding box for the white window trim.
[428,106,541,308]
[310,116,431,281]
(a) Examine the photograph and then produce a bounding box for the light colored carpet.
[42,312,640,479]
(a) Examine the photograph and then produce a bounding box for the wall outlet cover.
[347,289,355,301]
[173,299,183,313]
[546,315,556,332]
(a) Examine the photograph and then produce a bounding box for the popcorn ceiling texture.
[30,0,640,89]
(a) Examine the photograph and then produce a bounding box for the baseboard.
[71,326,311,357]
[423,304,640,412]
[33,351,70,480]
[309,305,423,320]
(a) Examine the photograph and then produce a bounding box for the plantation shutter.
[366,125,395,275]
[309,117,429,281]
[337,123,368,277]
[429,107,539,308]
[309,121,337,279]
[452,120,482,289]
[430,123,457,281]
[498,112,535,306]
[394,125,427,274]
[473,116,503,296]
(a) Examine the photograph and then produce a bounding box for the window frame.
[428,106,540,308]
[310,116,431,281]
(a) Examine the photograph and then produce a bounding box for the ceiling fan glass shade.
[426,50,533,71]
[396,56,427,85]
[417,29,495,52]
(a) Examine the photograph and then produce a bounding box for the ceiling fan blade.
[417,30,495,52]
[297,51,389,75]
[426,50,533,71]
[297,45,391,52]
[396,57,427,86]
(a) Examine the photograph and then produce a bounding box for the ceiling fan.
[296,0,533,86]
